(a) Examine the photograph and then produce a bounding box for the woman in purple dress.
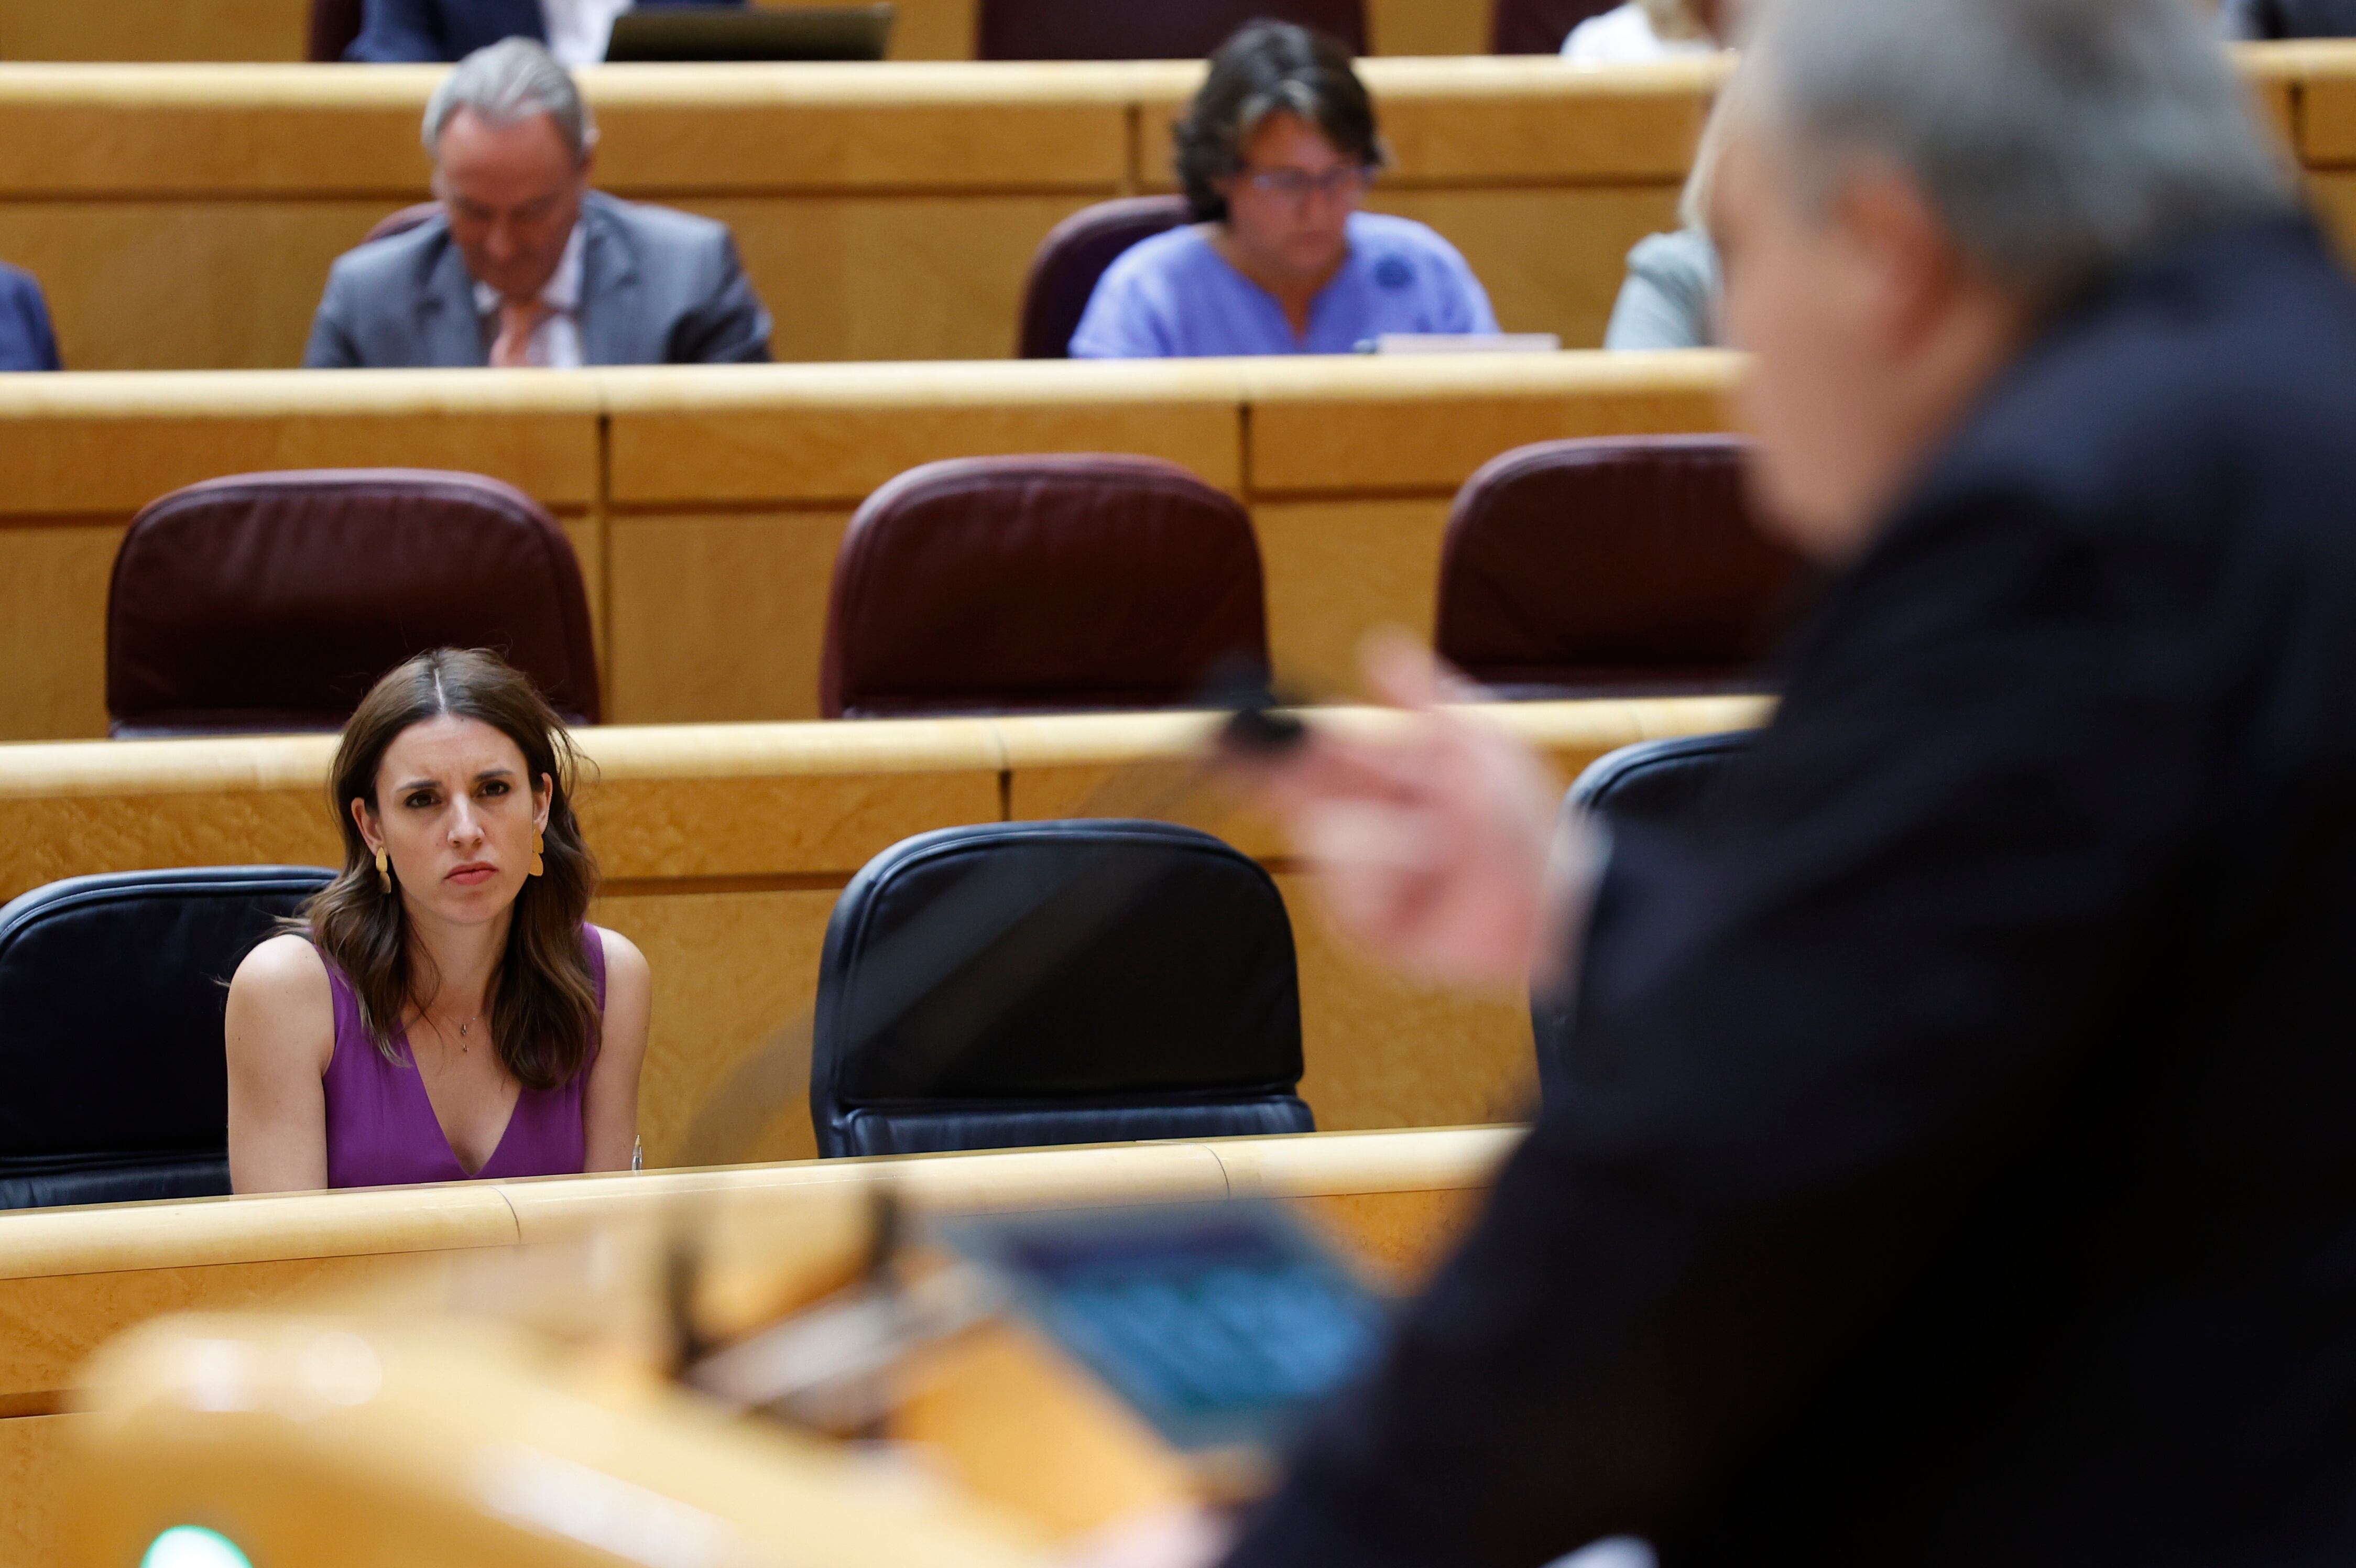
[226,648,650,1192]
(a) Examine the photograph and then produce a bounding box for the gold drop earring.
[530,828,546,878]
[375,848,392,894]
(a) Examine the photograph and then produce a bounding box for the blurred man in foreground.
[1167,0,2356,1562]
[305,38,771,369]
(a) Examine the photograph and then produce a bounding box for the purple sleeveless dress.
[322,927,607,1189]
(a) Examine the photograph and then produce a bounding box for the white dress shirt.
[1560,2,1719,61]
[474,221,586,368]
[540,0,635,66]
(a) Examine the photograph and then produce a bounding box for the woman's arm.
[584,927,652,1172]
[224,934,336,1193]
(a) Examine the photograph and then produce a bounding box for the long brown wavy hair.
[303,648,601,1091]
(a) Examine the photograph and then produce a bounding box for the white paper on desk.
[1359,332,1564,354]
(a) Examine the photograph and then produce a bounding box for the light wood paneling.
[0,372,601,516]
[1368,184,1684,347]
[607,509,854,725]
[1254,498,1457,692]
[1243,350,1739,494]
[674,193,1107,364]
[1368,0,1494,57]
[1281,870,1540,1130]
[598,361,1247,505]
[0,0,308,62]
[0,1413,75,1568]
[594,887,837,1165]
[0,201,391,371]
[0,523,121,743]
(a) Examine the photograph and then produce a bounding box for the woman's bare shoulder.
[588,923,648,982]
[231,929,336,1014]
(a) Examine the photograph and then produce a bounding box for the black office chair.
[811,821,1312,1157]
[1533,732,1754,1091]
[0,866,334,1210]
[1568,731,1754,829]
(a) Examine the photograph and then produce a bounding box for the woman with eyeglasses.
[1069,21,1497,358]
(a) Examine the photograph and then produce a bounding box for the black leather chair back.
[0,866,334,1210]
[1533,732,1752,1089]
[812,821,1311,1157]
[1568,730,1754,827]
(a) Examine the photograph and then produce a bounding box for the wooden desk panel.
[598,361,1246,506]
[1243,351,1738,496]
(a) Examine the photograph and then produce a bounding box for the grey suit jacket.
[303,191,773,368]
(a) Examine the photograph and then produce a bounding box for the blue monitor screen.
[941,1203,1390,1455]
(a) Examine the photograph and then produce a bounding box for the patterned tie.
[491,298,552,368]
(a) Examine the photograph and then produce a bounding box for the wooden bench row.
[0,351,1741,741]
[0,42,2347,374]
[0,697,1769,1168]
[0,54,1718,371]
[0,1125,1519,1568]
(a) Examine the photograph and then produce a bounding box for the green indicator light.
[140,1526,254,1568]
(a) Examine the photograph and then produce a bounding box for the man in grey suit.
[304,38,772,369]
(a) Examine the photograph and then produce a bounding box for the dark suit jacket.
[0,263,59,372]
[345,0,745,63]
[1225,213,2356,1566]
[2225,0,2356,37]
[302,191,771,367]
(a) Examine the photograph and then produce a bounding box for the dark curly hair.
[1173,20,1386,224]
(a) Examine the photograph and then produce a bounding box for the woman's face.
[354,714,551,929]
[1217,110,1368,285]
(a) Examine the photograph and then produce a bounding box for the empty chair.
[308,0,364,59]
[1434,435,1807,699]
[812,821,1312,1157]
[1532,729,1753,1090]
[977,0,1364,59]
[362,201,444,247]
[1018,195,1191,358]
[1490,0,1630,51]
[0,866,334,1210]
[107,469,601,736]
[820,455,1269,718]
[1568,729,1753,829]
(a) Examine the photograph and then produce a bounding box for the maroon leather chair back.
[363,202,443,246]
[1018,195,1191,358]
[1434,437,1806,698]
[107,470,601,736]
[308,0,364,60]
[821,455,1269,718]
[977,0,1365,59]
[1490,0,1622,51]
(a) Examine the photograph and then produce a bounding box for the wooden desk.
[0,698,1768,1168]
[0,351,1741,741]
[0,1125,1518,1568]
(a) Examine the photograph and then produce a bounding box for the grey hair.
[1739,0,2296,309]
[423,37,597,164]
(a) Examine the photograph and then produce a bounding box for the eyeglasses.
[1238,165,1375,202]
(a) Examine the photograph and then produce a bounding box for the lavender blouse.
[322,927,607,1189]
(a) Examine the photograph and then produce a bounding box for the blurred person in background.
[305,39,772,368]
[0,262,60,371]
[2219,0,2356,36]
[347,0,747,66]
[1096,0,2356,1561]
[1602,92,1732,348]
[1069,22,1497,358]
[1562,0,1742,60]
